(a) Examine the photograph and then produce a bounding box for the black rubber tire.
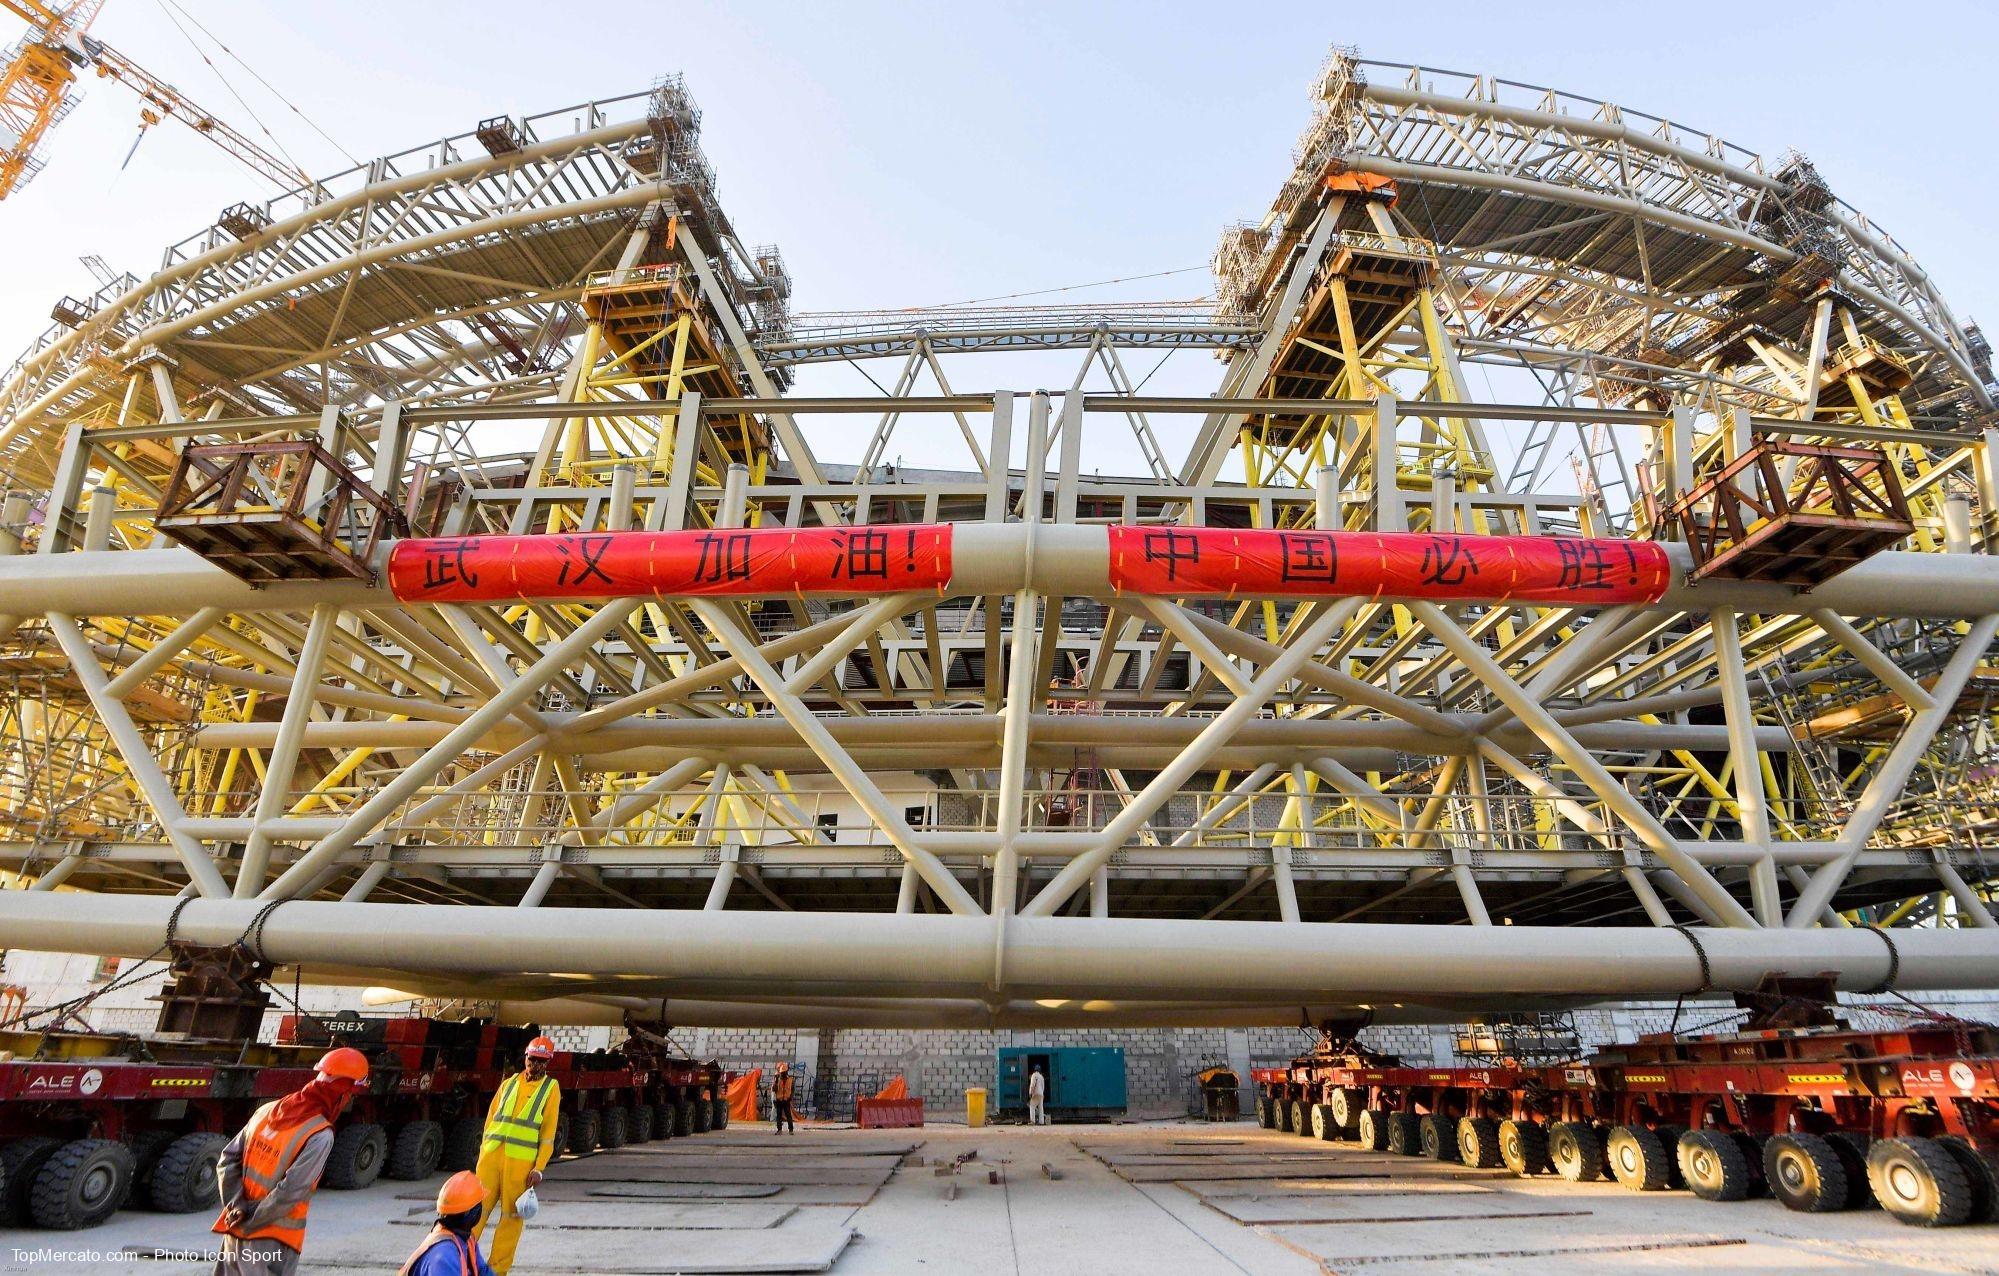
[599,1105,628,1150]
[674,1098,696,1137]
[148,1132,227,1214]
[653,1102,677,1140]
[692,1095,714,1134]
[625,1103,653,1143]
[1500,1119,1551,1177]
[711,1096,730,1131]
[1288,1099,1312,1137]
[1356,1108,1391,1151]
[1328,1087,1364,1137]
[1308,1103,1336,1141]
[1937,1137,1999,1226]
[122,1130,176,1208]
[1869,1136,1975,1227]
[1458,1117,1503,1169]
[1679,1129,1751,1202]
[1255,1095,1276,1129]
[1653,1125,1688,1189]
[1387,1112,1423,1157]
[1549,1121,1606,1183]
[31,1139,133,1229]
[1,1137,60,1225]
[442,1116,484,1172]
[386,1120,444,1181]
[1826,1132,1875,1209]
[1730,1131,1770,1198]
[1275,1097,1296,1133]
[1607,1125,1673,1191]
[552,1113,571,1160]
[567,1108,600,1155]
[1420,1113,1461,1162]
[322,1123,387,1190]
[1765,1132,1850,1213]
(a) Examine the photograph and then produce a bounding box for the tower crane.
[0,0,312,201]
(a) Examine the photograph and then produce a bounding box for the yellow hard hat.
[437,1170,485,1214]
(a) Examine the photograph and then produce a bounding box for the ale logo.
[79,1068,103,1095]
[1951,1062,1976,1093]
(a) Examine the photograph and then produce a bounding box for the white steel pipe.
[2,893,1994,1004]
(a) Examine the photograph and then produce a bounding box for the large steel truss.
[0,49,1996,1029]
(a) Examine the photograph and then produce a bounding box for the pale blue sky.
[2,0,1993,471]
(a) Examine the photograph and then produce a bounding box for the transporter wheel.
[1868,1136,1975,1227]
[121,1130,176,1208]
[30,1138,133,1230]
[599,1105,628,1149]
[443,1116,484,1172]
[1499,1120,1551,1177]
[1356,1108,1391,1151]
[1329,1087,1364,1137]
[674,1097,696,1137]
[1936,1137,1999,1225]
[1419,1113,1460,1163]
[1825,1132,1875,1209]
[692,1095,714,1134]
[1764,1133,1849,1213]
[653,1102,677,1139]
[1309,1103,1336,1142]
[552,1113,572,1159]
[1457,1117,1502,1169]
[1288,1099,1312,1137]
[386,1121,444,1181]
[711,1096,730,1131]
[1730,1131,1770,1197]
[1255,1096,1276,1129]
[1387,1113,1423,1157]
[568,1108,601,1155]
[323,1123,387,1190]
[1548,1122,1605,1183]
[1275,1097,1296,1133]
[1652,1126,1688,1189]
[1679,1129,1751,1202]
[0,1137,60,1225]
[627,1103,654,1143]
[148,1132,227,1214]
[1607,1125,1672,1191]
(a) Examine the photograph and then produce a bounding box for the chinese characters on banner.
[388,525,955,602]
[1108,526,1670,604]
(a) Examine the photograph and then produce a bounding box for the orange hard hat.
[436,1170,485,1214]
[316,1046,369,1083]
[525,1036,556,1060]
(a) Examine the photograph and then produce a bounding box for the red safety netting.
[387,524,954,603]
[1107,526,1670,604]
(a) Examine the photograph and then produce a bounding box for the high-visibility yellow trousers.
[473,1146,535,1275]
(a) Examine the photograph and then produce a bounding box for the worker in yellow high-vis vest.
[474,1036,561,1275]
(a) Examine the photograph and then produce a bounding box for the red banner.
[387,524,954,603]
[1107,526,1669,604]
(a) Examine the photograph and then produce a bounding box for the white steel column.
[235,604,339,898]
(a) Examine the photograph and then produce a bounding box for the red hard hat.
[525,1036,556,1060]
[316,1046,369,1083]
[436,1170,485,1214]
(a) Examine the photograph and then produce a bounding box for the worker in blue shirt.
[399,1171,496,1276]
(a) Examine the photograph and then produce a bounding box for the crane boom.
[0,0,313,201]
[80,34,311,191]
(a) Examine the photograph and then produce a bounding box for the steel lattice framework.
[0,52,1996,1031]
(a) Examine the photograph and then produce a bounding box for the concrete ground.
[4,1120,1998,1274]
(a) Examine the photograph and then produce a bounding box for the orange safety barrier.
[1107,527,1670,605]
[726,1067,762,1123]
[856,1097,924,1129]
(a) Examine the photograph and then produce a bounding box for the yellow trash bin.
[965,1086,988,1128]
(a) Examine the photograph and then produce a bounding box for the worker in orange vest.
[771,1061,796,1134]
[400,1170,497,1276]
[211,1046,369,1276]
[474,1035,561,1275]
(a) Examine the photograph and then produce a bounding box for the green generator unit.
[996,1046,1127,1121]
